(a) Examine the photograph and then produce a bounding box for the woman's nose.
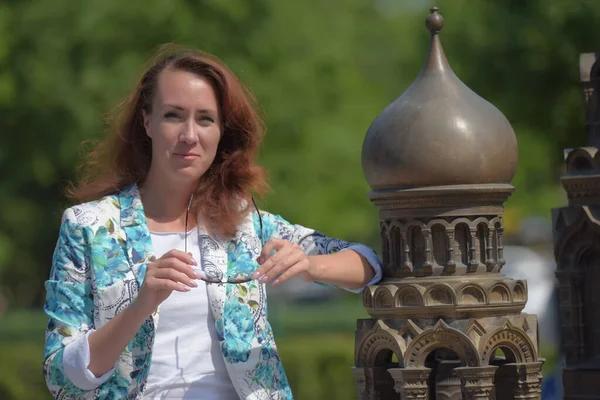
[179,119,199,144]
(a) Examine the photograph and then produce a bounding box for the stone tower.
[353,7,544,399]
[552,52,600,399]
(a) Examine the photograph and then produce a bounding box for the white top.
[143,229,238,399]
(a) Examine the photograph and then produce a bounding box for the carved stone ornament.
[479,322,537,364]
[560,147,600,206]
[362,276,527,319]
[552,51,600,399]
[351,367,368,400]
[354,6,542,399]
[388,368,431,399]
[512,362,544,399]
[455,365,498,399]
[404,320,479,368]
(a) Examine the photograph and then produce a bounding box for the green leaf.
[57,327,71,337]
[238,285,248,296]
[248,300,259,309]
[237,297,245,304]
[105,219,115,234]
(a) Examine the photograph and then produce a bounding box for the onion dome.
[362,7,518,190]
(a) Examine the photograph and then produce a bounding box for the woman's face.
[143,68,221,186]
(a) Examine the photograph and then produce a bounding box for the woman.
[43,46,382,400]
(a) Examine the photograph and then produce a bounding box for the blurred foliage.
[269,295,368,336]
[0,311,52,399]
[0,2,581,398]
[278,334,357,400]
[0,0,599,309]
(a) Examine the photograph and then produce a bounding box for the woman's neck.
[139,174,197,232]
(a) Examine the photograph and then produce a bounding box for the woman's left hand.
[251,238,315,286]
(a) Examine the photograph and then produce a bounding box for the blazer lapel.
[118,184,155,288]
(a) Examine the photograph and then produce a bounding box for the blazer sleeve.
[42,207,99,398]
[253,211,382,291]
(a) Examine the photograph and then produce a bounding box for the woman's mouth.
[174,152,200,161]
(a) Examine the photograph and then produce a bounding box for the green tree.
[1,0,600,308]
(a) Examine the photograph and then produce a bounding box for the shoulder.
[62,193,120,231]
[252,210,296,241]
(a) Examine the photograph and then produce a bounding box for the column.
[508,362,544,399]
[445,227,457,274]
[455,365,498,399]
[352,367,368,400]
[435,359,463,400]
[422,228,433,275]
[496,226,505,270]
[401,228,413,276]
[380,222,391,275]
[469,228,479,272]
[355,366,400,399]
[372,366,399,399]
[486,227,495,272]
[388,367,431,400]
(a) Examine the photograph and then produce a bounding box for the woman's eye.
[164,112,179,119]
[199,116,215,123]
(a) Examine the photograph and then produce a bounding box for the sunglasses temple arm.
[184,194,194,254]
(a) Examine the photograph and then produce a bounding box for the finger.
[259,249,305,284]
[146,277,192,292]
[257,238,287,264]
[252,238,289,279]
[161,249,198,267]
[153,267,198,288]
[271,259,311,286]
[254,244,296,280]
[194,270,209,282]
[155,258,198,280]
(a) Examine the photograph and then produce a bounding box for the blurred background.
[1,0,599,398]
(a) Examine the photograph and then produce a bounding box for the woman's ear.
[142,109,151,138]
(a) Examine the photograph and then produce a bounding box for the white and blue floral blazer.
[43,184,381,399]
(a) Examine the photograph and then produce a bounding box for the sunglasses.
[184,194,263,284]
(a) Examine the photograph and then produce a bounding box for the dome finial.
[425,6,444,34]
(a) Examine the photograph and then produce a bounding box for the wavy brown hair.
[67,45,269,236]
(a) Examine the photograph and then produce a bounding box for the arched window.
[410,226,426,268]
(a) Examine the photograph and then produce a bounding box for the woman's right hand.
[88,250,198,377]
[134,249,199,316]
